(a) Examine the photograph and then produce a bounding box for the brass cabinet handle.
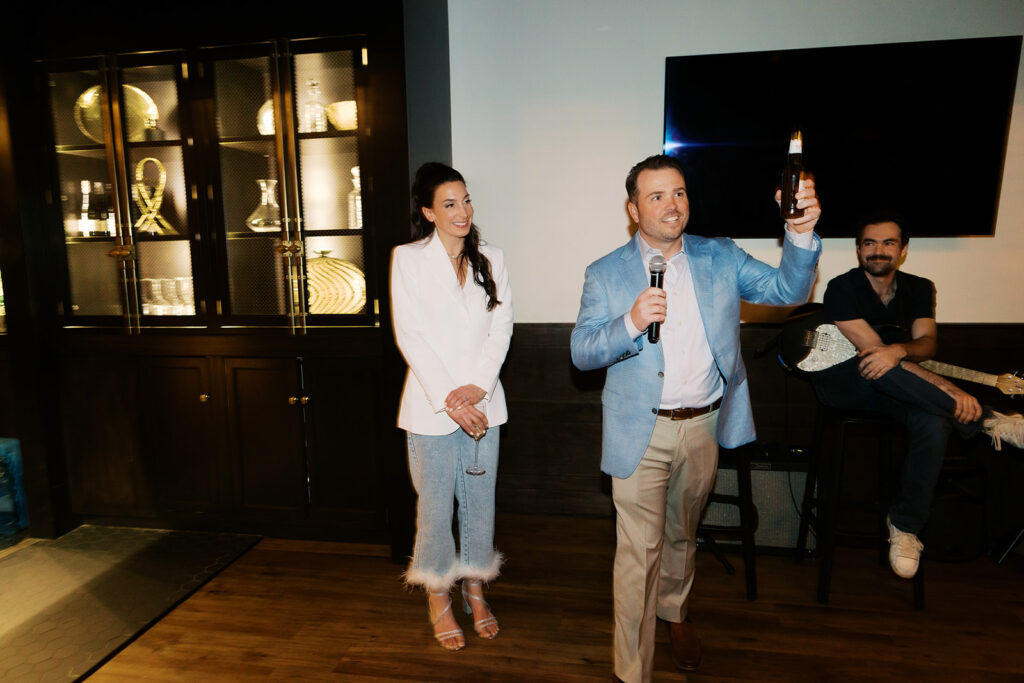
[274,241,303,255]
[199,393,210,402]
[105,245,134,259]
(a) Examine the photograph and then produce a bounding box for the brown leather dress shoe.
[667,619,702,671]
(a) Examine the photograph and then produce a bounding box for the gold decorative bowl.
[307,252,366,314]
[74,85,159,143]
[325,101,358,131]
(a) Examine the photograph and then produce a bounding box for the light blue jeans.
[404,429,502,592]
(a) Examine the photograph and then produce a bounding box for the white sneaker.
[886,516,923,579]
[983,411,1024,451]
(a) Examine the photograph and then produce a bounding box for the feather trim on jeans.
[403,558,462,593]
[458,551,504,584]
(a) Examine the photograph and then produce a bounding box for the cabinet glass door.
[210,51,290,321]
[206,40,371,330]
[119,62,198,321]
[48,55,199,328]
[48,64,125,319]
[291,44,370,323]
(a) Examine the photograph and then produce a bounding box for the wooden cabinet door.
[224,357,307,520]
[137,356,225,516]
[304,356,384,530]
[59,353,141,516]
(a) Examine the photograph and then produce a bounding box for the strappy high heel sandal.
[461,581,499,639]
[428,591,465,651]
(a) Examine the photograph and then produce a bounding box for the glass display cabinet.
[43,36,372,333]
[5,3,412,547]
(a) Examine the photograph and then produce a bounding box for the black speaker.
[703,451,813,551]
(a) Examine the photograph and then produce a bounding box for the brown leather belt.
[656,397,722,420]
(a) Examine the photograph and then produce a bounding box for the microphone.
[648,254,667,344]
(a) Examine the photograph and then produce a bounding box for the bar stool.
[698,444,758,601]
[796,406,925,609]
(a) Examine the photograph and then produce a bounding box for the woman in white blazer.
[391,162,513,651]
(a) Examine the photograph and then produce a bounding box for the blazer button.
[651,408,657,414]
[658,371,664,378]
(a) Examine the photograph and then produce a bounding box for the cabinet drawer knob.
[199,393,210,402]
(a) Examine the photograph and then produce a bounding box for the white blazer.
[390,231,514,435]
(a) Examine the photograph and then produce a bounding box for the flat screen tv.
[663,36,1021,238]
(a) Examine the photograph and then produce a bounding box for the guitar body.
[795,324,858,372]
[777,306,856,373]
[777,306,828,372]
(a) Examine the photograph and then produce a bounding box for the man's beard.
[862,256,896,276]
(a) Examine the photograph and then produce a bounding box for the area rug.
[0,524,260,681]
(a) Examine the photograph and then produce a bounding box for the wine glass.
[465,403,487,476]
[466,431,486,476]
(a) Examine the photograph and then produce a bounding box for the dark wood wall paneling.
[496,322,1024,524]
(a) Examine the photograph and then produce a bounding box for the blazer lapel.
[617,238,662,360]
[423,231,467,311]
[684,233,715,345]
[616,238,649,297]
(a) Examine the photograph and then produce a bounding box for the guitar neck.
[920,360,998,387]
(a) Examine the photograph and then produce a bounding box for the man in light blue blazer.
[571,155,821,683]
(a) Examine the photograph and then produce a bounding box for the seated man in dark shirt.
[811,213,1023,578]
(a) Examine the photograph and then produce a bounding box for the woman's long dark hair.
[411,162,502,311]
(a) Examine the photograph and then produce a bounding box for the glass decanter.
[303,79,327,133]
[245,179,283,232]
[347,166,362,230]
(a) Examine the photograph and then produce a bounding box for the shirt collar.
[635,232,686,269]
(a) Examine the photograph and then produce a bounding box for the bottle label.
[788,138,802,154]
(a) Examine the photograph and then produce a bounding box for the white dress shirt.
[623,229,817,409]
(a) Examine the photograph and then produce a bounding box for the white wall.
[447,0,1024,323]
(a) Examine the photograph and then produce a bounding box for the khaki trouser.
[610,409,719,683]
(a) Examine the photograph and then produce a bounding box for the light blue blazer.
[570,232,820,479]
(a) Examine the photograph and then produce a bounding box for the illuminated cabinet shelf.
[42,36,374,332]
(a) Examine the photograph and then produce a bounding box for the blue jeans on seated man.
[404,429,503,591]
[810,358,982,534]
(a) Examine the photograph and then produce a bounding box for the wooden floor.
[91,514,1024,682]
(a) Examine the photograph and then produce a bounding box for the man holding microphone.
[571,154,821,682]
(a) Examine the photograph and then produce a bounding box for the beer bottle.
[781,130,804,220]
